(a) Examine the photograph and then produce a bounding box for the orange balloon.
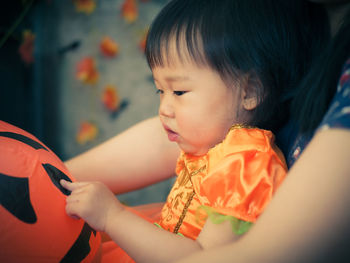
[0,121,101,262]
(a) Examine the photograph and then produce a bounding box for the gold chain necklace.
[173,190,195,234]
[173,165,206,234]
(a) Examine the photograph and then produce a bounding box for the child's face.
[153,57,246,156]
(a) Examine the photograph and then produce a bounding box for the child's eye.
[173,91,186,96]
[156,89,163,94]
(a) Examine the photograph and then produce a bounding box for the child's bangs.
[145,3,207,68]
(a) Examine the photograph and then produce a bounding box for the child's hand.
[60,180,123,232]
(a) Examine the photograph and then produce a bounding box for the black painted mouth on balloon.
[0,131,48,151]
[0,132,73,223]
[0,131,97,261]
[0,173,37,224]
[42,163,73,196]
[60,223,97,263]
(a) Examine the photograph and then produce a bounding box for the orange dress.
[101,126,287,262]
[157,125,287,239]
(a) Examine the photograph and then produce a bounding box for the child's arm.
[60,180,238,263]
[64,117,180,194]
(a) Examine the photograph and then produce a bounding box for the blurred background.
[0,0,173,205]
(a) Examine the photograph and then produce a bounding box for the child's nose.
[158,95,174,118]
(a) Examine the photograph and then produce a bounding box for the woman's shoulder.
[286,58,350,167]
[317,58,350,132]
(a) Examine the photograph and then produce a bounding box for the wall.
[33,0,173,205]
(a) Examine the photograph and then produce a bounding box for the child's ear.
[241,75,259,111]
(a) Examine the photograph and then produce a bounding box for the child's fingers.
[60,179,90,191]
[65,201,82,220]
[61,180,93,220]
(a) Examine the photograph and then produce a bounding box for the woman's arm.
[174,128,350,263]
[64,117,180,194]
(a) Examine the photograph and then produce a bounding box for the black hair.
[291,7,350,135]
[145,0,327,132]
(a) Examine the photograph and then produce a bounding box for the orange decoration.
[76,57,99,85]
[100,36,119,58]
[18,30,35,64]
[121,0,138,23]
[76,121,98,144]
[101,85,120,112]
[73,0,96,14]
[139,30,148,52]
[0,120,101,262]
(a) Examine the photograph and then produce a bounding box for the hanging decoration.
[121,0,138,23]
[101,84,121,113]
[139,29,148,52]
[73,0,96,14]
[18,30,35,64]
[76,56,99,85]
[76,121,99,145]
[100,36,119,58]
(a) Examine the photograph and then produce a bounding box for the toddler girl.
[61,0,318,262]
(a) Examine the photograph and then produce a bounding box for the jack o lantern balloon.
[0,121,101,262]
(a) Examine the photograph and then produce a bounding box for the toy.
[0,121,101,262]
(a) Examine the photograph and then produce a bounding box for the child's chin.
[180,145,208,156]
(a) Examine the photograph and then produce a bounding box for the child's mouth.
[163,125,179,142]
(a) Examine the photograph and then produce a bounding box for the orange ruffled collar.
[175,124,287,223]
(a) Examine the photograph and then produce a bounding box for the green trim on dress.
[198,206,253,235]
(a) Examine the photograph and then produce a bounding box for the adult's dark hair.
[291,8,350,134]
[145,0,327,132]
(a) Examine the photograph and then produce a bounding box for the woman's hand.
[60,180,123,232]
